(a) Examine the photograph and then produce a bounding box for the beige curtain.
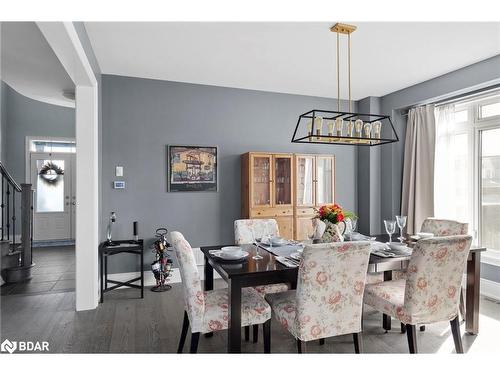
[401,104,436,234]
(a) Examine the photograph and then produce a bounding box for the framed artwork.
[168,145,218,192]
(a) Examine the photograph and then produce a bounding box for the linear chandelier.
[291,23,398,146]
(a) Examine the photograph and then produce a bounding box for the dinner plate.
[213,250,249,261]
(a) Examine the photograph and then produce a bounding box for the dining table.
[200,235,486,353]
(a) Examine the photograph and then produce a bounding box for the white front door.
[30,152,76,240]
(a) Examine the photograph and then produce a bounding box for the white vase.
[320,220,344,243]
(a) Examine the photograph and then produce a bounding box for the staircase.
[0,161,34,285]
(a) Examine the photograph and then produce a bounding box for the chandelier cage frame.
[292,23,399,147]
[291,109,399,146]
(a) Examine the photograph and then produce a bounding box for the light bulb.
[355,119,363,137]
[373,121,382,139]
[364,122,372,138]
[335,118,343,137]
[315,116,323,140]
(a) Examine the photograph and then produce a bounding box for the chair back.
[403,235,472,324]
[234,219,279,245]
[421,218,468,236]
[295,241,371,341]
[170,231,205,332]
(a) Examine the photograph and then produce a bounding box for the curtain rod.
[401,84,500,116]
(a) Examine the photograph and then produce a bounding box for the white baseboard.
[479,278,500,301]
[462,274,500,302]
[108,266,222,288]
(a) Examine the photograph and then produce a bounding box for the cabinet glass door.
[316,156,334,205]
[296,155,314,206]
[274,156,292,206]
[251,155,272,206]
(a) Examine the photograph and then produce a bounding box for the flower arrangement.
[315,203,356,224]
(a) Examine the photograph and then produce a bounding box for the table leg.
[140,247,144,299]
[466,251,480,335]
[204,255,214,338]
[383,270,392,331]
[105,254,108,290]
[228,278,242,353]
[100,250,104,303]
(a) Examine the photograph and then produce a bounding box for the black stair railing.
[1,161,22,247]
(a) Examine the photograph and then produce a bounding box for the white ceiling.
[85,22,500,100]
[1,22,75,108]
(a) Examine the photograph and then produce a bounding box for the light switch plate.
[115,166,124,177]
[113,181,125,189]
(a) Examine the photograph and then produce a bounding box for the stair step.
[1,240,11,257]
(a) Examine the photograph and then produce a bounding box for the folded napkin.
[370,241,390,252]
[275,256,299,268]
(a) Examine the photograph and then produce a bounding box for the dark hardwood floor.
[1,279,499,353]
[1,246,75,296]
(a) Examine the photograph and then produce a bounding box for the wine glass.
[251,228,263,260]
[384,219,397,244]
[396,215,407,243]
[351,217,358,238]
[344,219,353,241]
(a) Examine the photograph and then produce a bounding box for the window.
[29,139,76,153]
[434,91,500,253]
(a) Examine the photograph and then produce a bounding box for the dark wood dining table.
[200,236,485,353]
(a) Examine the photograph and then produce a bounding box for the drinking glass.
[344,219,353,241]
[396,215,407,243]
[252,228,263,260]
[351,217,358,234]
[384,219,397,244]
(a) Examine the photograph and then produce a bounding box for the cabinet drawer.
[295,207,316,216]
[251,207,293,217]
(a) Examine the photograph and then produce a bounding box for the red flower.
[336,213,344,222]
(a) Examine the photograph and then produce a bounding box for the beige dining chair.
[264,241,372,353]
[234,219,290,343]
[395,218,469,333]
[170,231,272,353]
[363,235,472,353]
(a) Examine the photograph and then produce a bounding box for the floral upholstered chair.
[392,218,469,332]
[421,218,468,236]
[234,219,280,245]
[234,219,290,342]
[170,231,271,353]
[264,241,372,353]
[363,235,472,353]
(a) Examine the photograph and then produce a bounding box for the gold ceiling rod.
[331,23,356,113]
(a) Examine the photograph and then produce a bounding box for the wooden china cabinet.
[294,154,335,240]
[241,152,335,240]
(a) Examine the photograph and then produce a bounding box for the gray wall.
[3,82,75,184]
[102,75,358,273]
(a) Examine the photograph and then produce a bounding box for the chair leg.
[353,332,363,354]
[319,338,325,345]
[459,289,466,321]
[244,326,250,341]
[189,332,200,354]
[177,311,189,353]
[406,324,418,354]
[400,323,406,333]
[450,316,464,354]
[297,339,307,353]
[253,324,259,343]
[263,320,271,353]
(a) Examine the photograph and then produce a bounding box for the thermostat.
[113,181,126,189]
